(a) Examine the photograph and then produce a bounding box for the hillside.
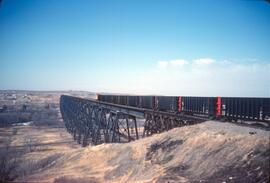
[6,121,269,183]
[0,90,95,126]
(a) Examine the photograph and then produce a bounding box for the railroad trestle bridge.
[60,95,205,146]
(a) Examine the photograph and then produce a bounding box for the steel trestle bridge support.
[60,95,141,146]
[60,95,205,146]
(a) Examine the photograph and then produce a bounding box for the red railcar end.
[178,96,182,112]
[216,96,222,117]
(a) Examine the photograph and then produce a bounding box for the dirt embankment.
[11,121,269,183]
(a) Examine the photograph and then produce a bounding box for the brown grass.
[0,121,269,183]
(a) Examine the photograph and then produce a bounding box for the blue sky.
[0,0,269,96]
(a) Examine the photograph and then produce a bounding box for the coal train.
[97,95,270,122]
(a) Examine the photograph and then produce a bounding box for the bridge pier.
[60,96,141,146]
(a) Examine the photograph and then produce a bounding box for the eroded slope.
[12,121,269,183]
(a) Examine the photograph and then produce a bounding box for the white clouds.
[193,58,215,66]
[170,59,189,67]
[157,58,216,69]
[157,59,188,69]
[219,60,232,65]
[98,58,269,97]
[157,61,169,69]
[136,58,270,97]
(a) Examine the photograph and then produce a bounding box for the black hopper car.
[97,94,270,122]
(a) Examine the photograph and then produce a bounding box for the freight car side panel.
[141,96,155,109]
[262,98,270,120]
[156,96,178,112]
[182,97,216,116]
[127,96,140,107]
[221,97,270,121]
[118,96,128,105]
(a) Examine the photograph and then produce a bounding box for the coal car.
[97,94,270,122]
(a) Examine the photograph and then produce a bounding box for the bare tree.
[0,139,18,182]
[24,136,40,152]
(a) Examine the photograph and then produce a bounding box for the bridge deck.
[60,95,269,146]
